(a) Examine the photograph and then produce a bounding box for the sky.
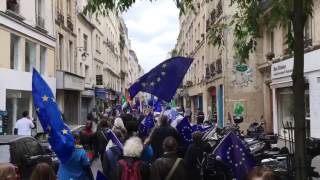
[123,0,180,73]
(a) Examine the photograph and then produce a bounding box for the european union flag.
[105,129,124,151]
[32,69,74,163]
[192,124,212,132]
[129,57,193,102]
[213,132,255,180]
[138,113,154,138]
[96,170,108,180]
[176,117,193,146]
[153,100,162,113]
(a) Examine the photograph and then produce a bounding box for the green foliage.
[207,0,313,63]
[84,0,313,63]
[170,49,178,57]
[84,0,194,15]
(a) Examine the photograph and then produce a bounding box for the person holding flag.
[32,69,93,180]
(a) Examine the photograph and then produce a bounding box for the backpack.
[118,159,143,180]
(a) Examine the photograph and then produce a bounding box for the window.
[36,0,44,28]
[304,17,312,47]
[85,65,89,82]
[7,0,20,14]
[270,31,274,53]
[95,35,101,52]
[67,0,71,16]
[277,87,310,136]
[68,40,73,72]
[40,46,47,75]
[83,34,88,52]
[25,41,36,72]
[58,34,63,69]
[80,62,83,76]
[10,34,20,70]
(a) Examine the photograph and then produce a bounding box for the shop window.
[10,34,20,70]
[277,87,310,137]
[304,17,312,47]
[25,41,36,72]
[40,46,47,75]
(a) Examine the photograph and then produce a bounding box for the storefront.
[56,71,84,127]
[0,69,56,135]
[81,89,95,125]
[271,49,320,138]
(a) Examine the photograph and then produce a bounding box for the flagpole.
[211,131,232,155]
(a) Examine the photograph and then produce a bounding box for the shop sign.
[95,88,106,99]
[64,73,85,90]
[81,90,95,97]
[271,59,293,79]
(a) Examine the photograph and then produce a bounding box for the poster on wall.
[233,101,246,123]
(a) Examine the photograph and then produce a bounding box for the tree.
[84,0,313,178]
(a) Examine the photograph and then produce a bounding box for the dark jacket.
[111,157,150,180]
[103,146,123,179]
[184,141,211,180]
[151,152,188,180]
[94,128,110,159]
[149,125,179,159]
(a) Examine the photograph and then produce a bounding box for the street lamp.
[76,47,89,61]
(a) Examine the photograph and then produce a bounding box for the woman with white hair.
[111,137,150,180]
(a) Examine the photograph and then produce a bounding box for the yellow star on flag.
[62,129,68,135]
[36,107,40,113]
[142,82,146,87]
[150,82,155,86]
[156,77,161,82]
[162,63,167,68]
[42,95,49,102]
[161,72,166,76]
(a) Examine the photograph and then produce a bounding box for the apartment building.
[268,0,320,138]
[0,0,56,134]
[120,18,130,96]
[54,0,84,127]
[76,0,96,124]
[176,0,265,130]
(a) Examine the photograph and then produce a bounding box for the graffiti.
[231,63,253,88]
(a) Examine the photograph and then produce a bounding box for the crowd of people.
[0,106,281,180]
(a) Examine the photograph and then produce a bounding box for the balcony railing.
[36,15,45,29]
[216,59,222,74]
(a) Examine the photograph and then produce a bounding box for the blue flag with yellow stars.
[129,57,193,102]
[176,117,193,146]
[213,132,255,180]
[153,100,162,113]
[96,170,108,180]
[138,113,154,139]
[32,69,74,164]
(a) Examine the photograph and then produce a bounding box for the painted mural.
[231,63,254,88]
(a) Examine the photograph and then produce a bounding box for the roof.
[0,135,30,144]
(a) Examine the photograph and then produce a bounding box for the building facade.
[0,0,56,134]
[176,0,266,130]
[76,0,96,124]
[268,0,320,138]
[55,0,84,127]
